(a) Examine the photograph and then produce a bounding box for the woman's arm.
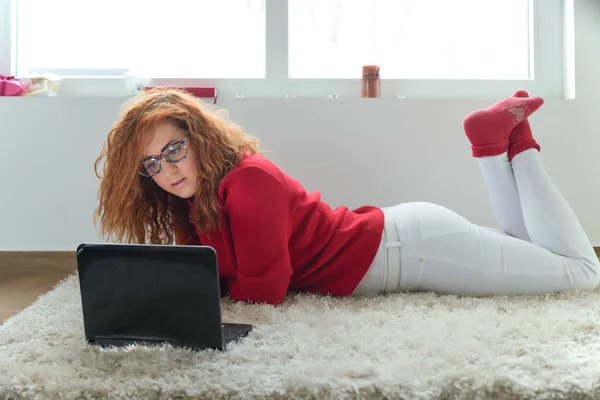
[223,167,294,305]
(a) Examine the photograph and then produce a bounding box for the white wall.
[1,0,599,251]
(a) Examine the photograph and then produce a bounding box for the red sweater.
[186,153,384,305]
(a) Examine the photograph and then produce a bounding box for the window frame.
[0,0,574,99]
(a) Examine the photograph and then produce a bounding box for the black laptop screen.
[77,245,224,346]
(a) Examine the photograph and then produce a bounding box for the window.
[288,0,531,80]
[14,0,265,78]
[0,0,571,98]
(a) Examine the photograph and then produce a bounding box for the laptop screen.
[77,244,224,346]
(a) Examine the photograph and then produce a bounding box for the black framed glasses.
[139,135,189,177]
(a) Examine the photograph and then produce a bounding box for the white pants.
[353,149,600,296]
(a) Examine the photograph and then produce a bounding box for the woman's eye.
[145,162,159,172]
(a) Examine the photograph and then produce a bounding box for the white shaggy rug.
[2,275,600,400]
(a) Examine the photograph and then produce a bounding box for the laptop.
[76,243,253,351]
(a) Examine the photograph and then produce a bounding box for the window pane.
[289,0,531,80]
[15,0,265,78]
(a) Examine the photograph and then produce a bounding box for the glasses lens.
[165,143,187,163]
[141,159,160,176]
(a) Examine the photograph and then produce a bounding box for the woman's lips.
[171,177,186,189]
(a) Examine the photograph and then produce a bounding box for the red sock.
[463,93,544,158]
[508,90,541,161]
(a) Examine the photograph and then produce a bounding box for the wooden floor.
[2,248,600,326]
[0,252,76,325]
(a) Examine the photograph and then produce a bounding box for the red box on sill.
[145,86,218,103]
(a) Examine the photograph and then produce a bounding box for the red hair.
[94,88,261,244]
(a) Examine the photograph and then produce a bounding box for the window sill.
[0,75,576,101]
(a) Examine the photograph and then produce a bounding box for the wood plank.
[0,251,76,275]
[0,310,17,324]
[0,271,72,310]
[0,252,76,322]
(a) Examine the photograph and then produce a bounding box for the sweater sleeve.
[223,167,294,305]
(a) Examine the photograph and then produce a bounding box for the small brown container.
[361,65,381,98]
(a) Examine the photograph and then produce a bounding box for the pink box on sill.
[0,76,28,96]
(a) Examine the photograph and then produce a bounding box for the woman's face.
[141,122,199,199]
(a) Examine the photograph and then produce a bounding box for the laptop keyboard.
[222,324,243,342]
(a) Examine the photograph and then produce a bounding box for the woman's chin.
[173,187,196,199]
[164,181,196,199]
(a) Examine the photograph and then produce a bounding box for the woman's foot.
[507,90,541,161]
[463,92,544,158]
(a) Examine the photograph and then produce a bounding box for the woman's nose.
[161,160,178,176]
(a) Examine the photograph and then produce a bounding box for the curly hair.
[94,88,261,245]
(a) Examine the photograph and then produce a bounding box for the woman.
[94,88,599,305]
